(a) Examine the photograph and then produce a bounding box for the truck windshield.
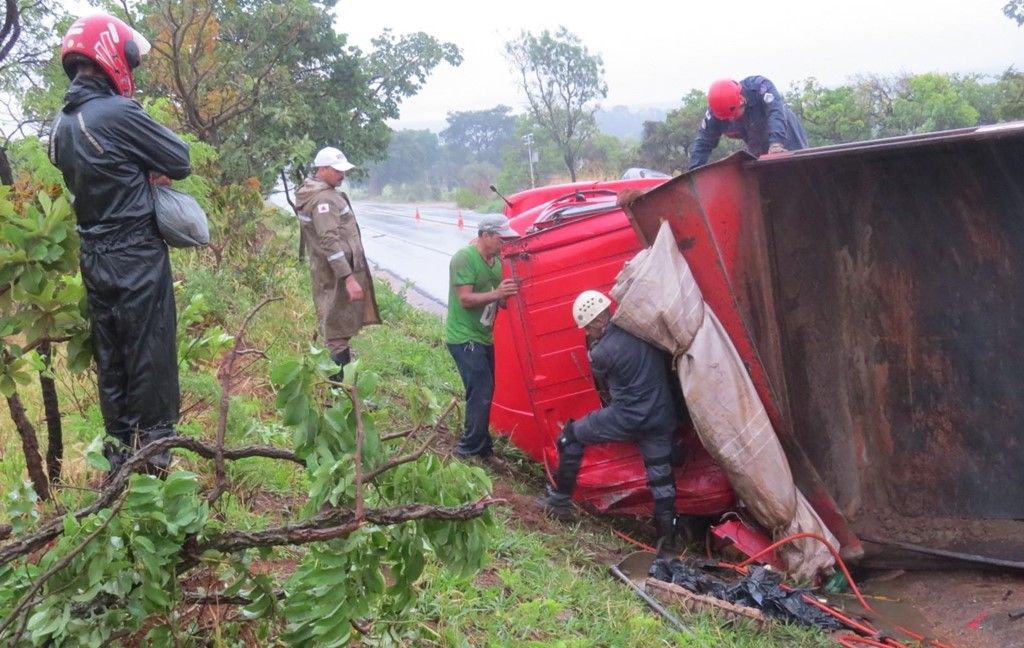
[530,190,619,231]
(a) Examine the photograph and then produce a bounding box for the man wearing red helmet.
[49,14,191,477]
[688,76,808,170]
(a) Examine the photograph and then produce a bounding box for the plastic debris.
[649,557,845,630]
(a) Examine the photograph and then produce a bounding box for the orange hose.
[837,636,894,648]
[612,528,657,553]
[733,531,873,613]
[800,594,877,636]
[611,528,949,648]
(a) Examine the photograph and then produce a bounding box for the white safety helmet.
[572,290,611,328]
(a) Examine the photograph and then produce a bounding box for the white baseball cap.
[313,146,355,172]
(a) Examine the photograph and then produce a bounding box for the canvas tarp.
[610,221,837,580]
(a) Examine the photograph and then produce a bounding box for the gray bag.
[153,185,210,248]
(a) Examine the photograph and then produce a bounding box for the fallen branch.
[381,426,419,442]
[210,296,282,504]
[0,494,126,644]
[345,384,367,519]
[191,498,500,556]
[4,391,49,501]
[365,398,458,483]
[0,436,303,567]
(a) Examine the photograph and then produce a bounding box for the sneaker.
[537,493,575,521]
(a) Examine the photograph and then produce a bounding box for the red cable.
[732,531,873,613]
[611,528,950,648]
[612,528,656,553]
[800,594,878,636]
[838,636,894,648]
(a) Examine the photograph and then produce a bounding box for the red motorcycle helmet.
[60,14,151,97]
[707,79,744,120]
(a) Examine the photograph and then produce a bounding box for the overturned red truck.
[490,122,1024,566]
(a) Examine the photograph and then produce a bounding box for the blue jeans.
[447,341,495,458]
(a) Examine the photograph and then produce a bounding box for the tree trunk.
[566,152,577,182]
[0,148,13,186]
[37,340,63,484]
[5,392,50,500]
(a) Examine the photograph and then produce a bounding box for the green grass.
[0,249,835,647]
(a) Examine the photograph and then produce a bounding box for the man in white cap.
[295,146,380,375]
[446,215,519,463]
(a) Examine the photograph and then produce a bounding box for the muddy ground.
[490,461,1024,648]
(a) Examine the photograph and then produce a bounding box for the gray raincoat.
[295,178,380,345]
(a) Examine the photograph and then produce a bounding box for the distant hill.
[595,105,669,140]
[389,104,672,140]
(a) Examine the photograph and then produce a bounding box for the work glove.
[556,419,577,449]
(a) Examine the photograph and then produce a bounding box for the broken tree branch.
[345,384,366,520]
[209,297,282,504]
[365,399,458,483]
[0,436,304,567]
[4,391,49,501]
[0,494,126,644]
[190,499,499,556]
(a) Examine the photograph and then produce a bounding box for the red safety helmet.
[60,14,151,97]
[707,79,744,120]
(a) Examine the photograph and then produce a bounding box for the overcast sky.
[332,0,1023,129]
[63,1,1023,129]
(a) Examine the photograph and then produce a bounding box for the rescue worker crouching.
[295,147,381,377]
[539,290,683,557]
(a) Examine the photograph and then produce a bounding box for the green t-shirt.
[446,245,503,345]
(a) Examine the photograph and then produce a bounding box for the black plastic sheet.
[649,558,844,630]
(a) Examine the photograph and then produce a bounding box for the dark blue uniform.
[570,324,679,515]
[688,75,808,170]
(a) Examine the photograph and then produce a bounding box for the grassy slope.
[0,247,832,647]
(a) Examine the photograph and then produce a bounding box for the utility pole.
[523,133,536,188]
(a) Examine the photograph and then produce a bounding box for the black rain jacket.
[49,74,191,240]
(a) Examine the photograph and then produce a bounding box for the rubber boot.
[140,425,174,479]
[330,349,351,383]
[101,441,129,486]
[654,511,680,560]
[539,424,583,521]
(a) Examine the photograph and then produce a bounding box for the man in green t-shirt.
[446,215,520,461]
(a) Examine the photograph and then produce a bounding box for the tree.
[365,129,440,195]
[638,89,708,173]
[1005,0,1024,26]
[890,73,981,134]
[786,78,874,146]
[993,68,1024,121]
[105,0,461,188]
[0,2,71,184]
[504,26,607,182]
[577,132,635,180]
[440,105,516,165]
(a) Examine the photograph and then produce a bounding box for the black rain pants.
[80,222,178,468]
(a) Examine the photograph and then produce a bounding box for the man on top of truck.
[688,76,808,170]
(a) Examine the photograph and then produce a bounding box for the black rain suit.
[688,75,808,170]
[49,74,191,464]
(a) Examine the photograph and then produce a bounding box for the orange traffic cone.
[457,209,464,230]
[415,207,421,222]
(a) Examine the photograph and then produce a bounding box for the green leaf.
[283,393,311,426]
[270,358,302,386]
[85,435,111,471]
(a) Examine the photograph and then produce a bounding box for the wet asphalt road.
[352,202,492,306]
[268,190,497,306]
